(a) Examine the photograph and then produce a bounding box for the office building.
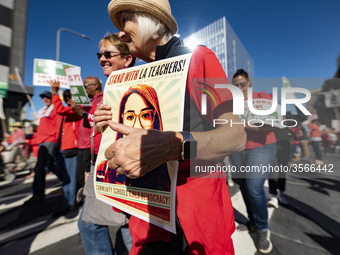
[183,16,254,80]
[0,0,34,135]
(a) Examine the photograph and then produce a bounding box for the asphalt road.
[0,150,339,255]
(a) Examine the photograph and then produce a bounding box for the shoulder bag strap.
[90,98,103,165]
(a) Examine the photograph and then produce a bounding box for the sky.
[23,0,340,119]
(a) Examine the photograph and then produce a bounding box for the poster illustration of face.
[95,53,192,233]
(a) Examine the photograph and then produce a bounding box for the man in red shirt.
[69,76,103,188]
[25,91,63,204]
[51,84,82,210]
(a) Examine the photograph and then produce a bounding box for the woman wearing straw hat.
[95,0,247,254]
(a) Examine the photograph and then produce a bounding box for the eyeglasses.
[233,80,249,88]
[96,51,121,59]
[121,109,156,129]
[84,83,96,87]
[64,95,71,98]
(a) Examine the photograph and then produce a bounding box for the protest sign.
[65,67,90,105]
[95,53,192,233]
[33,59,80,88]
[324,90,340,108]
[239,98,284,128]
[0,81,8,99]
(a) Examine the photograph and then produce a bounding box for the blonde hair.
[99,33,136,67]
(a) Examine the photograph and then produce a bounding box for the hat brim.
[108,0,178,35]
[39,94,51,98]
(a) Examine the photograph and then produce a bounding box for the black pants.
[33,145,65,196]
[76,148,91,188]
[268,140,290,195]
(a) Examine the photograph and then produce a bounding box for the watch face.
[183,140,197,160]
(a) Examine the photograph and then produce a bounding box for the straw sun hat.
[108,0,178,35]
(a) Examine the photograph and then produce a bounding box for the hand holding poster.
[95,53,192,233]
[33,59,80,88]
[65,67,90,105]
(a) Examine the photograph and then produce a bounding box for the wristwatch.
[179,131,197,162]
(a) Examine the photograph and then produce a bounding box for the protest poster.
[95,53,192,233]
[239,98,284,128]
[324,90,340,108]
[0,81,8,99]
[33,59,80,88]
[65,67,90,105]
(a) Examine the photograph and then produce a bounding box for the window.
[0,5,13,28]
[0,45,10,66]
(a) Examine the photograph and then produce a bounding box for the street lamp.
[56,28,91,61]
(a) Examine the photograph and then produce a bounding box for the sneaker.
[267,196,279,209]
[227,179,234,187]
[315,160,325,165]
[278,192,289,205]
[237,221,259,233]
[24,194,45,205]
[256,229,273,253]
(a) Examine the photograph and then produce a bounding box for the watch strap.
[179,131,197,162]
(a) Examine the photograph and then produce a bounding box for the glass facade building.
[183,16,254,80]
[0,0,33,135]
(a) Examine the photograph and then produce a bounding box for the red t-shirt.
[128,43,235,255]
[77,117,91,149]
[244,92,277,149]
[308,122,321,138]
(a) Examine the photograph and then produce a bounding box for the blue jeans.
[311,141,322,160]
[78,204,114,255]
[63,153,77,207]
[230,142,277,229]
[78,202,132,255]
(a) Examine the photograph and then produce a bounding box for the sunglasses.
[233,80,249,88]
[96,51,121,59]
[84,83,96,87]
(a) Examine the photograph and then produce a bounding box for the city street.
[0,151,339,255]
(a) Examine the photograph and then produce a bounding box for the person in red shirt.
[0,122,26,164]
[321,129,331,156]
[69,76,102,189]
[95,2,246,254]
[308,120,324,165]
[229,69,276,253]
[11,122,26,143]
[25,91,63,204]
[51,84,82,210]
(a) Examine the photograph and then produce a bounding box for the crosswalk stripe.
[1,177,276,254]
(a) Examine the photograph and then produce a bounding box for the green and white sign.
[239,99,284,128]
[33,59,80,89]
[0,81,8,99]
[66,67,90,105]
